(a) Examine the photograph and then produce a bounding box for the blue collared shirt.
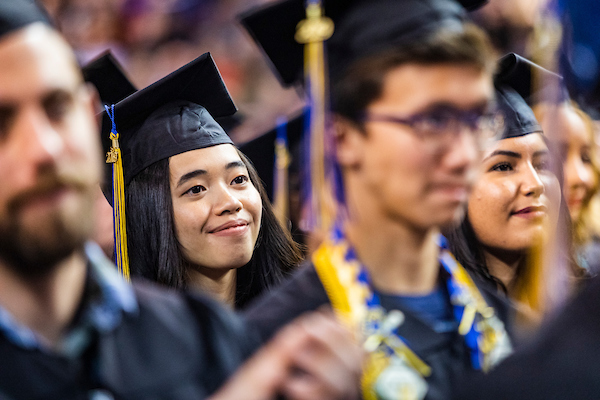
[0,242,138,358]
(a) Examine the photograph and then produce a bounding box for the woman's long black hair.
[125,147,303,309]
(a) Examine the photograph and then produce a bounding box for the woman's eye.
[490,162,512,172]
[231,175,248,185]
[581,151,592,164]
[185,185,205,196]
[535,161,550,171]
[535,157,552,171]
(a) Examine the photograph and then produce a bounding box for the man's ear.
[334,115,366,169]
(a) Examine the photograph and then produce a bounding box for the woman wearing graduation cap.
[445,53,583,327]
[99,53,302,309]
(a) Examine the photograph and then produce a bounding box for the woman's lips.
[567,197,584,209]
[209,220,250,237]
[511,205,547,220]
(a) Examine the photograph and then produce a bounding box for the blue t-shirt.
[377,285,457,333]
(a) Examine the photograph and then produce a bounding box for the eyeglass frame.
[359,107,504,147]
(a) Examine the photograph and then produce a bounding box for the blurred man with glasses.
[242,1,512,399]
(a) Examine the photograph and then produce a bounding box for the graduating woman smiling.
[98,53,302,309]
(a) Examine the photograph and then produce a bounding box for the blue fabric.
[0,242,137,357]
[377,286,457,333]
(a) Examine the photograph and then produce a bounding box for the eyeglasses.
[361,107,504,149]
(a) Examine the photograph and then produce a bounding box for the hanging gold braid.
[295,1,336,234]
[105,106,130,282]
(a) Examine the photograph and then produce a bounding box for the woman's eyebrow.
[176,169,207,188]
[225,161,245,170]
[176,161,245,188]
[484,150,521,161]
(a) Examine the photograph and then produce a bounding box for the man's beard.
[0,178,96,277]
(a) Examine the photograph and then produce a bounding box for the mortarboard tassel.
[295,0,336,234]
[273,117,291,228]
[515,5,569,325]
[105,104,130,282]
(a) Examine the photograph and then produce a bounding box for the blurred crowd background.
[39,0,305,144]
[39,0,584,142]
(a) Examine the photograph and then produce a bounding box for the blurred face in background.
[337,62,495,231]
[535,103,599,222]
[0,24,102,273]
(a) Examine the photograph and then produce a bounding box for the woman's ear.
[334,115,366,170]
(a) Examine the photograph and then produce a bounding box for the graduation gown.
[454,274,600,400]
[243,261,513,400]
[0,282,256,400]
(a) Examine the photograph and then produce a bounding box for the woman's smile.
[208,219,251,237]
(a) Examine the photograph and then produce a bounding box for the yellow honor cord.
[313,239,432,399]
[106,131,130,281]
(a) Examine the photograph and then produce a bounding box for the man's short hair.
[332,23,496,125]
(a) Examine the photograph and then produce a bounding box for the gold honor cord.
[295,1,335,233]
[314,234,513,399]
[313,239,431,400]
[105,105,130,281]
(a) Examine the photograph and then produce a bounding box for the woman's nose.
[213,186,243,215]
[521,164,545,197]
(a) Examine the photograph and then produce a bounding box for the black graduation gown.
[454,274,600,400]
[0,281,256,400]
[243,261,513,400]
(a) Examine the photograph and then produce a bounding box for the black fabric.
[493,53,567,140]
[454,274,600,400]
[243,261,514,400]
[0,0,50,39]
[495,53,564,104]
[495,86,543,139]
[0,280,254,400]
[240,0,486,88]
[100,52,236,202]
[82,52,136,106]
[237,112,305,202]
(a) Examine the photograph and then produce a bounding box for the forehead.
[169,144,243,175]
[368,62,493,113]
[556,107,590,144]
[0,24,81,102]
[486,133,548,156]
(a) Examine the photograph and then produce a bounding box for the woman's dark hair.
[125,147,303,308]
[444,215,507,292]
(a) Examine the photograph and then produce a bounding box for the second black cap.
[240,0,488,88]
[494,53,565,139]
[100,52,236,201]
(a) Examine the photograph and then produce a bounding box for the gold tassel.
[295,1,335,234]
[273,120,291,228]
[105,107,130,281]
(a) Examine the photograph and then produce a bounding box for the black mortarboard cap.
[0,0,51,39]
[82,52,137,106]
[101,52,236,201]
[494,53,565,139]
[238,113,305,201]
[240,0,488,87]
